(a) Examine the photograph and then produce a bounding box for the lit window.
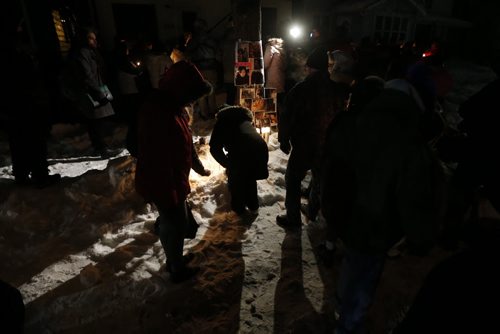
[373,15,409,43]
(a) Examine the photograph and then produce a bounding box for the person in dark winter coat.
[319,76,385,266]
[76,30,115,119]
[210,105,269,214]
[62,28,118,158]
[1,20,61,187]
[322,76,441,334]
[457,75,500,209]
[277,47,346,227]
[135,60,212,283]
[440,67,500,248]
[112,40,144,158]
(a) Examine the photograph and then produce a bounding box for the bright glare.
[289,25,303,39]
[261,127,271,134]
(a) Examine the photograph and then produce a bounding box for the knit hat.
[306,47,328,71]
[159,60,213,105]
[331,50,354,74]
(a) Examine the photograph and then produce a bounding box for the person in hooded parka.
[209,105,269,215]
[135,60,212,283]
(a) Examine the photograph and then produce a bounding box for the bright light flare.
[289,25,303,39]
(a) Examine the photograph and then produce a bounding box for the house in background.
[326,0,472,48]
[8,0,486,64]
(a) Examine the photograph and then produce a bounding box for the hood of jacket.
[385,78,425,112]
[158,60,212,106]
[215,105,253,124]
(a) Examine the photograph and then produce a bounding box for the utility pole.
[232,0,277,141]
[232,0,261,41]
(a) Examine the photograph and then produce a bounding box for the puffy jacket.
[322,81,441,254]
[210,106,269,180]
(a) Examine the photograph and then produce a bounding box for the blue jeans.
[335,248,386,334]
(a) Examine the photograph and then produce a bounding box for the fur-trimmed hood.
[215,105,253,124]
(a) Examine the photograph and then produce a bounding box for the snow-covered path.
[1,60,496,333]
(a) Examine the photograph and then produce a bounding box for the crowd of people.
[1,15,499,333]
[273,31,500,334]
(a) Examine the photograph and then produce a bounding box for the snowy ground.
[0,61,498,334]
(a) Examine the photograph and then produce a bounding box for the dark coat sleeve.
[209,120,230,168]
[278,83,299,144]
[78,48,105,100]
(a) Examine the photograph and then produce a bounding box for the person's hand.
[280,141,291,154]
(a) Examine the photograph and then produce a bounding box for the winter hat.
[159,60,213,105]
[215,104,253,123]
[306,47,328,71]
[331,50,354,74]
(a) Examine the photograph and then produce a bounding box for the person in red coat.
[135,60,212,283]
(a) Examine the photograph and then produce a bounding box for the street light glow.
[289,25,303,39]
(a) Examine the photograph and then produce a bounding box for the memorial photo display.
[235,40,276,130]
[237,86,278,127]
[235,40,265,86]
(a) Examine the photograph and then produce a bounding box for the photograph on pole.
[235,40,264,86]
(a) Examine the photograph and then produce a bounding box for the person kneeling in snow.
[210,105,269,215]
[135,60,212,283]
